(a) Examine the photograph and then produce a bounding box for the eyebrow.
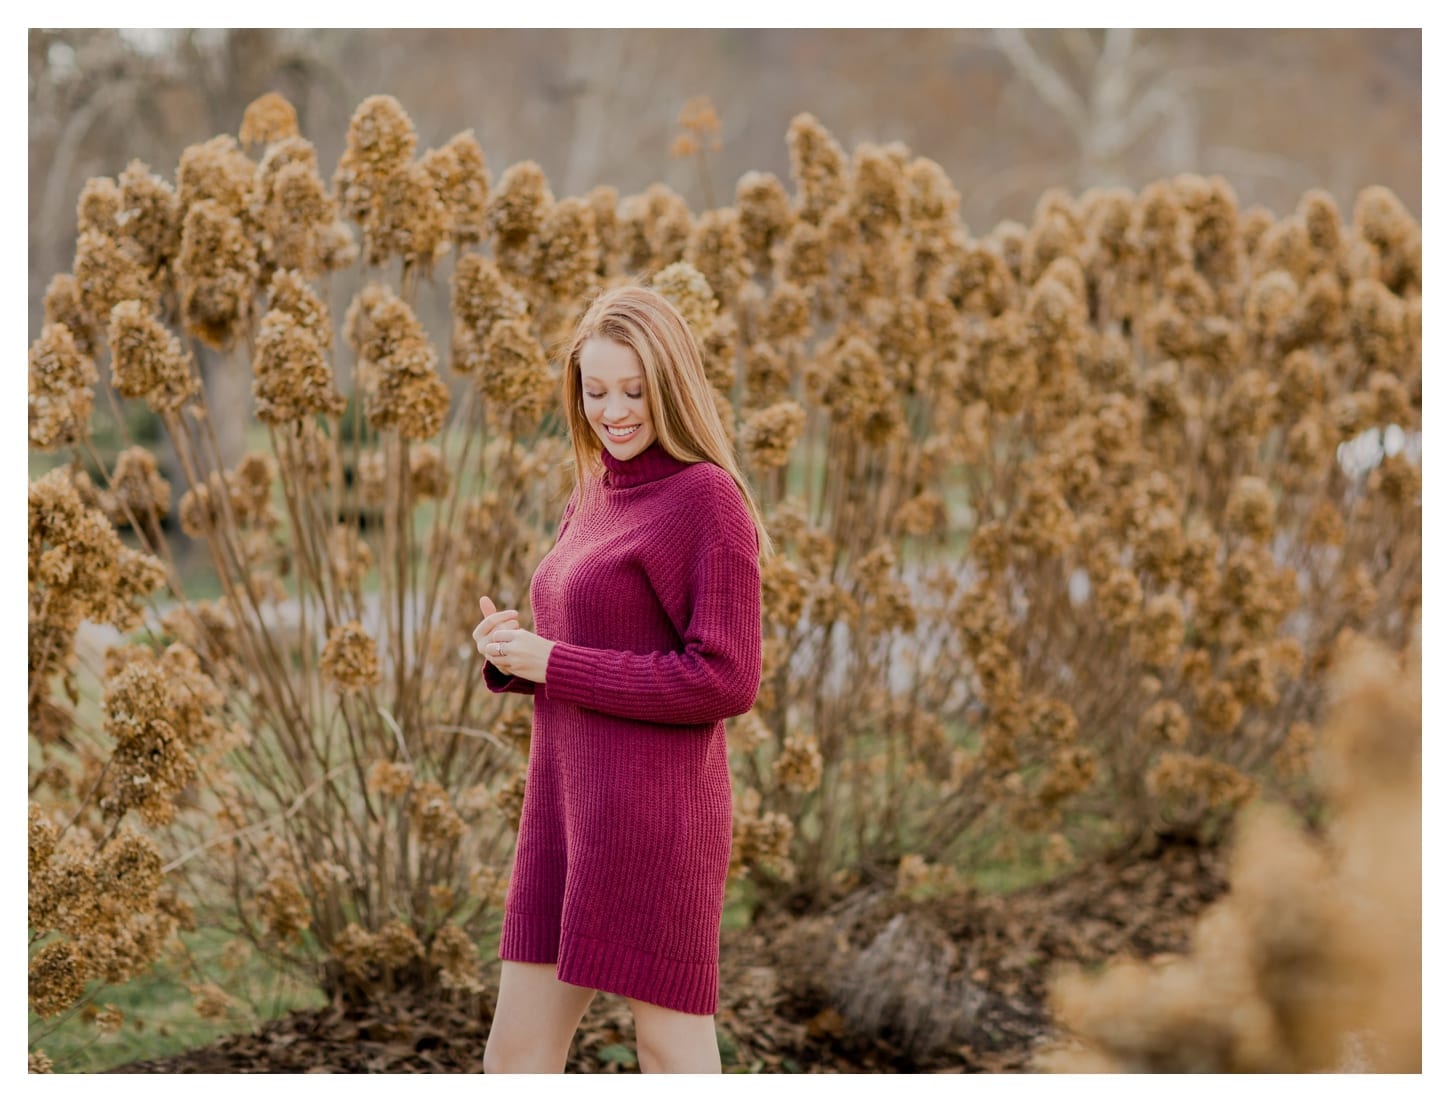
[582,376,642,384]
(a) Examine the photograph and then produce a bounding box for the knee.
[631,1008,721,1074]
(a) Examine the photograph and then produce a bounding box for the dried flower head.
[1146,751,1257,813]
[734,170,792,273]
[1138,698,1191,747]
[73,229,159,331]
[534,195,600,302]
[1096,567,1143,630]
[29,941,87,1018]
[252,309,346,424]
[107,300,197,412]
[686,206,751,305]
[648,261,718,344]
[1224,477,1276,543]
[1129,593,1187,669]
[410,781,465,845]
[177,199,260,349]
[77,175,121,238]
[116,159,182,272]
[771,730,829,794]
[486,159,555,272]
[176,134,254,215]
[364,320,450,441]
[44,273,97,357]
[368,161,451,270]
[741,400,806,471]
[256,873,311,945]
[477,317,555,428]
[28,324,98,452]
[450,255,529,374]
[787,113,847,226]
[320,621,382,692]
[333,94,419,222]
[367,759,413,799]
[240,91,300,146]
[257,147,337,277]
[104,446,170,532]
[327,525,373,593]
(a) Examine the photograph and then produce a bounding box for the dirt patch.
[108,839,1227,1073]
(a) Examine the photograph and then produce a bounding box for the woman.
[473,285,771,1073]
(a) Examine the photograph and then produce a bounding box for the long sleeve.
[540,543,762,726]
[482,660,536,695]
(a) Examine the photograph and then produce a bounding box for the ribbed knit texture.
[482,438,762,1015]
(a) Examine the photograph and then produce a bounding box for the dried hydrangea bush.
[29,92,1420,1059]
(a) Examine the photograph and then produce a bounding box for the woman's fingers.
[473,599,521,658]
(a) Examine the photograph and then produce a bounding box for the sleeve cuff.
[482,660,537,695]
[542,641,596,708]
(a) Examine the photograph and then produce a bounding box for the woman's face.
[580,336,657,460]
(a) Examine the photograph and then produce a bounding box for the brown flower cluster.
[348,285,451,439]
[28,323,98,451]
[100,644,224,826]
[409,781,465,845]
[253,135,338,278]
[255,872,311,945]
[176,185,260,349]
[252,309,346,424]
[28,816,180,1020]
[320,621,382,693]
[29,467,166,709]
[742,400,806,470]
[729,788,796,882]
[108,299,198,412]
[772,730,824,794]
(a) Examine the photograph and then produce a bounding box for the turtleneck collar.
[599,439,695,489]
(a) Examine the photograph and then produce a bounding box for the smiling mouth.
[605,425,640,438]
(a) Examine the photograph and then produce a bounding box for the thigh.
[626,997,721,1074]
[486,961,597,1072]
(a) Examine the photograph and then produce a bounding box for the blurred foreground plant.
[1040,620,1421,1072]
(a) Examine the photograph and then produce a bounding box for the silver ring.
[497,642,505,656]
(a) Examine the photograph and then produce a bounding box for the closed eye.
[586,392,642,400]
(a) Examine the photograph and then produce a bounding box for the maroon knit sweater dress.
[481,439,762,1015]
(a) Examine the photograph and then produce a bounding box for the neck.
[599,439,694,488]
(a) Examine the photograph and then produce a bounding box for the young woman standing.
[474,285,771,1073]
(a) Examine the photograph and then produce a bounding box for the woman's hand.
[473,595,555,683]
[473,595,518,661]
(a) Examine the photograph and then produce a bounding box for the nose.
[603,394,631,422]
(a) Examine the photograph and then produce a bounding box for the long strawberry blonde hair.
[558,283,775,561]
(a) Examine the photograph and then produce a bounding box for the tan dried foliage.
[1044,627,1420,1073]
[28,96,1419,1047]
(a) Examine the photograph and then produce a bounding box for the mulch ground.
[109,838,1228,1073]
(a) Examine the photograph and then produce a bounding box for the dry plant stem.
[449,415,518,745]
[161,764,350,874]
[266,424,327,764]
[191,407,331,781]
[381,433,406,740]
[163,410,310,793]
[414,386,482,778]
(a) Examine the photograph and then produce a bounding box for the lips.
[605,425,639,439]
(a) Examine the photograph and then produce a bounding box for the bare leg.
[484,961,597,1073]
[627,996,722,1074]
